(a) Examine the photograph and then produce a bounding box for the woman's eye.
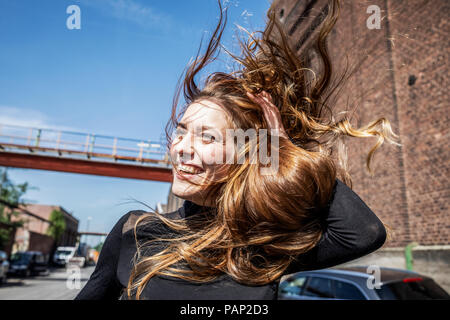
[174,129,185,139]
[202,133,216,143]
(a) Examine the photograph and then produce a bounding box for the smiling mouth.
[176,164,205,175]
[175,170,202,182]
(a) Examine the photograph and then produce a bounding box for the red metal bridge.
[0,123,173,182]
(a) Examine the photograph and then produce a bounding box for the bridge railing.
[0,123,171,166]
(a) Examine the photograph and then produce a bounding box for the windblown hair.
[126,0,400,299]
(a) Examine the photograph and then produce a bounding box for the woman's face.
[169,99,235,207]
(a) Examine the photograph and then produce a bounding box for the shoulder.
[119,210,147,235]
[333,178,371,210]
[335,178,350,193]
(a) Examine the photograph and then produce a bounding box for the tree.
[93,242,104,252]
[46,209,66,245]
[0,167,32,250]
[0,223,14,250]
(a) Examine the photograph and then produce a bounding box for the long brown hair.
[126,0,400,299]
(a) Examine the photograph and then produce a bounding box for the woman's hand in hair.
[246,91,289,140]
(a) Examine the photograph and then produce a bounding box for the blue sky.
[0,0,272,245]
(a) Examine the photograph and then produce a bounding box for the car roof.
[286,265,429,284]
[335,266,428,282]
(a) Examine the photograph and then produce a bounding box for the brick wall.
[28,231,55,257]
[271,0,449,247]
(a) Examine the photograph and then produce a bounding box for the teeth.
[178,164,203,174]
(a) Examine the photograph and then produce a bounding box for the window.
[376,279,450,300]
[35,254,44,264]
[11,253,31,263]
[280,276,307,296]
[334,280,366,300]
[303,277,334,298]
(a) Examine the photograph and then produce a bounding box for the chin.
[172,183,196,200]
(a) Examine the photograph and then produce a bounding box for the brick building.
[271,0,449,290]
[9,204,79,256]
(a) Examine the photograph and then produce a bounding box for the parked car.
[68,243,91,268]
[278,266,450,300]
[0,250,9,284]
[8,251,49,277]
[52,246,76,267]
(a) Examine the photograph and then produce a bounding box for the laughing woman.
[75,0,399,300]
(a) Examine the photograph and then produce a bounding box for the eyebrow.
[176,122,226,140]
[176,122,219,132]
[176,121,187,129]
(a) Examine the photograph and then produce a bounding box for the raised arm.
[74,211,132,300]
[284,178,387,275]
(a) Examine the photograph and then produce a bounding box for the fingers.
[246,92,278,119]
[246,91,289,139]
[246,91,256,100]
[246,90,270,101]
[246,91,274,109]
[260,90,272,103]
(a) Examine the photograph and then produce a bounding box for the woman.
[75,0,399,300]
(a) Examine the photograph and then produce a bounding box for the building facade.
[9,204,79,256]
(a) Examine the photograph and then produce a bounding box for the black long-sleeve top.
[75,179,387,300]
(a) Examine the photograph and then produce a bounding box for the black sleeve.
[284,179,387,274]
[74,211,132,300]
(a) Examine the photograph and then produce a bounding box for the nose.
[173,131,195,162]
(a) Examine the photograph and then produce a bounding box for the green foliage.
[46,209,66,244]
[93,242,104,252]
[0,168,29,205]
[0,167,32,250]
[0,229,11,251]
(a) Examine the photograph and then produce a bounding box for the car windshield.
[376,278,450,300]
[10,253,32,264]
[56,250,73,255]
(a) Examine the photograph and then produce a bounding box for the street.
[0,265,95,300]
